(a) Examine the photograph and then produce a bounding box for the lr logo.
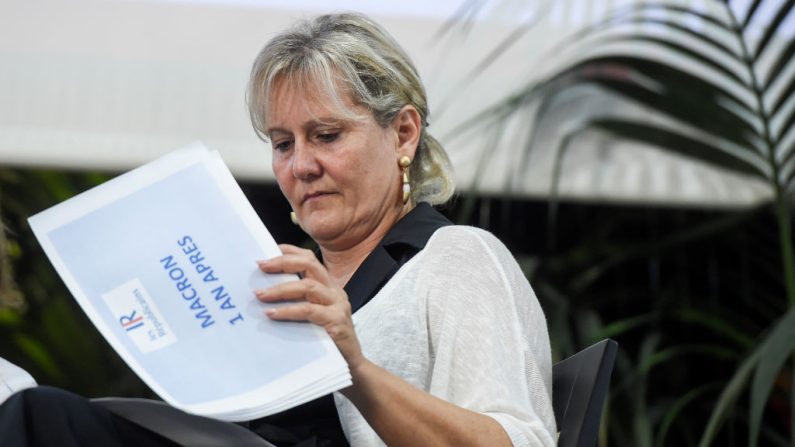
[103,279,176,354]
[120,311,144,332]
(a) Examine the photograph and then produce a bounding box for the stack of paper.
[29,143,351,421]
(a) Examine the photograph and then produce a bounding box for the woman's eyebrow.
[267,117,347,135]
[264,127,291,143]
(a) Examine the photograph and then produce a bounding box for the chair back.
[552,339,618,447]
[93,397,275,446]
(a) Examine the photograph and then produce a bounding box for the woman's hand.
[254,244,365,370]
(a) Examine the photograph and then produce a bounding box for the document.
[28,143,351,421]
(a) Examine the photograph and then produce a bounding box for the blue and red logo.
[119,310,144,332]
[103,279,177,353]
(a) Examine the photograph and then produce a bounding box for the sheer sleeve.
[419,227,556,446]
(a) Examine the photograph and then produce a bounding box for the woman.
[0,12,555,447]
[246,13,556,447]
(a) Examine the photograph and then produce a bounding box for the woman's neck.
[320,236,381,287]
[320,202,414,287]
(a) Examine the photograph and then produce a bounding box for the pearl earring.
[399,155,411,204]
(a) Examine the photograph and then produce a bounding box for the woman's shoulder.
[421,225,518,269]
[413,225,531,298]
[415,225,550,361]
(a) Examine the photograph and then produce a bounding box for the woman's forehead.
[267,76,365,128]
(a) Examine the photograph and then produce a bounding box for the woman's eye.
[273,140,292,152]
[317,132,339,143]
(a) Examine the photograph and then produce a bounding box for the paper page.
[28,143,349,417]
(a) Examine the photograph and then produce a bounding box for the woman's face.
[266,80,416,251]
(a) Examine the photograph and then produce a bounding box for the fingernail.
[265,308,276,317]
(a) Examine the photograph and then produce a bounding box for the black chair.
[95,341,618,446]
[552,339,618,447]
[92,397,274,447]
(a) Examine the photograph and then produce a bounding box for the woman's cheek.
[272,169,298,209]
[272,159,291,185]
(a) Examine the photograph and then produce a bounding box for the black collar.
[343,202,452,312]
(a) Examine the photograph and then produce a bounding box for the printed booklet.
[28,143,351,421]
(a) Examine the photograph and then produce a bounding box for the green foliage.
[0,169,152,397]
[449,0,795,444]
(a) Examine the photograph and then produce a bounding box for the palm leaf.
[556,3,734,51]
[698,347,760,447]
[486,55,765,177]
[634,334,659,447]
[581,33,746,88]
[656,383,724,447]
[432,0,483,39]
[784,154,795,188]
[551,4,736,60]
[749,306,795,446]
[770,116,795,191]
[461,54,765,174]
[761,11,795,93]
[674,307,756,350]
[741,0,765,29]
[608,17,737,58]
[751,0,795,61]
[432,2,550,117]
[776,110,795,170]
[591,314,655,341]
[553,117,766,180]
[640,344,742,376]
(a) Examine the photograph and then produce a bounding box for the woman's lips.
[301,191,333,205]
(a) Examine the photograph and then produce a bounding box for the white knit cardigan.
[334,226,557,446]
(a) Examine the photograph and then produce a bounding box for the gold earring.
[290,211,299,225]
[399,155,411,204]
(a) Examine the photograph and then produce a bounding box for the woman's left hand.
[254,244,365,369]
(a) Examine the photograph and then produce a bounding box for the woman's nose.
[291,140,322,180]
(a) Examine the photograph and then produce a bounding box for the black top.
[248,203,452,447]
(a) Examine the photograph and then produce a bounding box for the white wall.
[0,0,774,206]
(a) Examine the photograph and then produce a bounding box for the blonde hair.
[247,13,454,205]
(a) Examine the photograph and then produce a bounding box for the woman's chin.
[301,218,344,245]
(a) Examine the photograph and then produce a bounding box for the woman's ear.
[393,105,421,160]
